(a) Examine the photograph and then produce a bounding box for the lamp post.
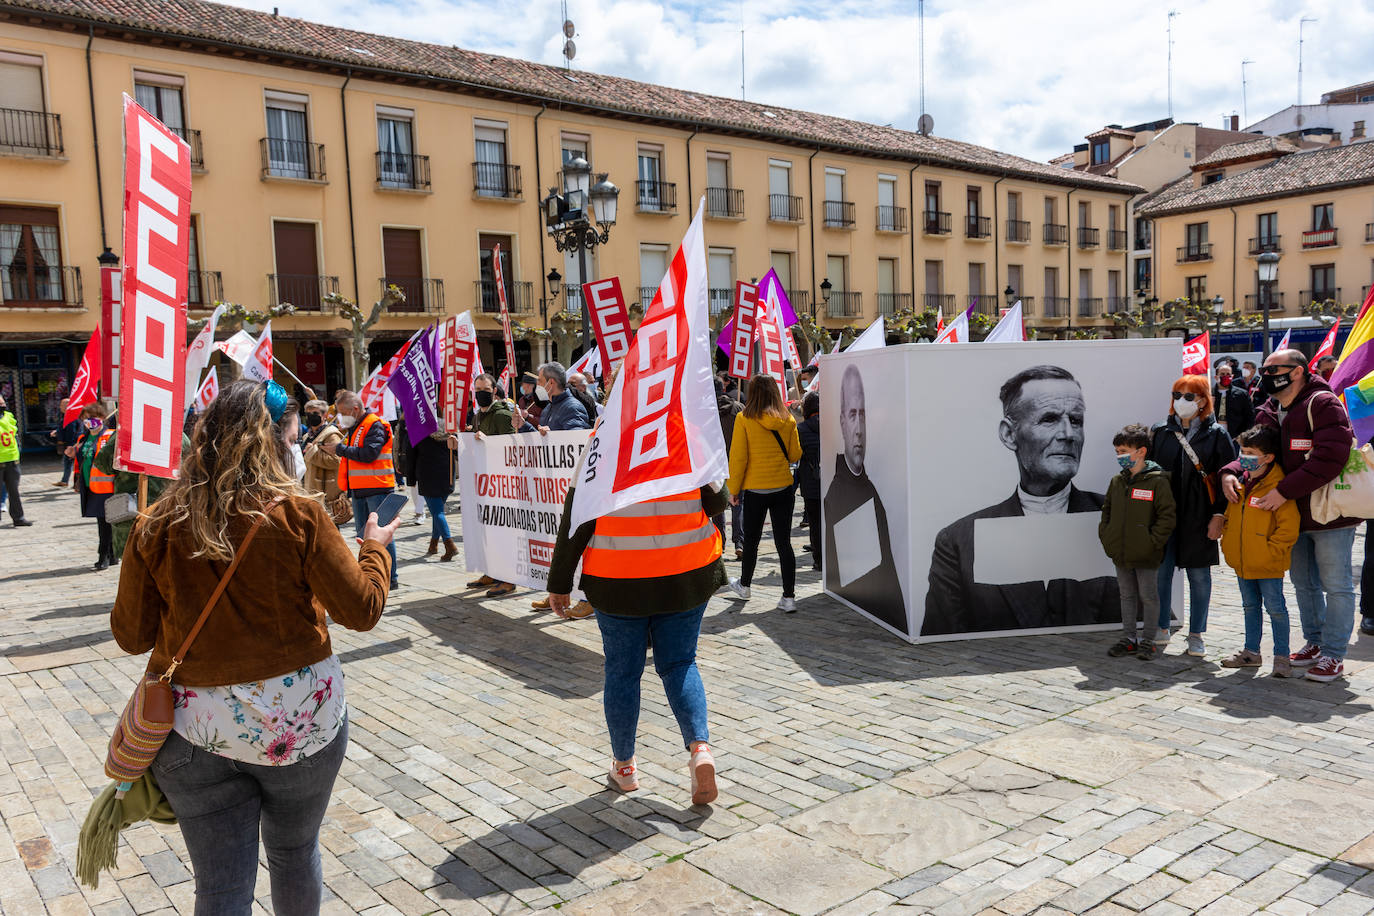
[1258,251,1280,358]
[542,157,619,351]
[543,268,561,324]
[1003,285,1016,309]
[1212,294,1225,342]
[819,277,832,318]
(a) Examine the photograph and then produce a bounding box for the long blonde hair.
[140,381,305,561]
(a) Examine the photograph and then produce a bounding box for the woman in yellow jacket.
[725,374,803,612]
[1219,426,1301,676]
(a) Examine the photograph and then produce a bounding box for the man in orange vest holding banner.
[333,389,400,589]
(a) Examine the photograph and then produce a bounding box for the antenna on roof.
[739,0,746,100]
[1298,16,1318,106]
[1241,59,1254,127]
[1167,9,1180,120]
[561,0,575,70]
[917,0,929,135]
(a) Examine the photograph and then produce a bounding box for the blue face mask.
[1238,454,1262,473]
[1116,454,1136,470]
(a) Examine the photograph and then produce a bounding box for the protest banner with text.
[117,95,191,477]
[457,430,589,595]
[728,281,759,380]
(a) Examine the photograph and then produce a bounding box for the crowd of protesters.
[1,340,1365,909]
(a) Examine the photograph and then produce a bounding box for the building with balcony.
[1137,139,1374,318]
[0,0,1137,450]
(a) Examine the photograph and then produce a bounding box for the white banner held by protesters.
[457,430,588,595]
[242,320,274,383]
[184,303,226,407]
[569,200,727,531]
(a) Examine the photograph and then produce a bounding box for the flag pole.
[137,474,147,513]
[272,361,312,395]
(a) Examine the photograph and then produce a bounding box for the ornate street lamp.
[1212,294,1225,341]
[819,277,832,317]
[1004,285,1016,308]
[544,159,619,349]
[1258,251,1280,357]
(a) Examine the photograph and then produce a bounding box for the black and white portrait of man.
[922,365,1119,637]
[823,364,908,633]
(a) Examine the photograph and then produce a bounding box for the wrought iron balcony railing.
[376,151,431,190]
[383,277,444,314]
[261,137,325,181]
[706,187,744,219]
[267,273,338,311]
[473,161,521,198]
[0,108,63,156]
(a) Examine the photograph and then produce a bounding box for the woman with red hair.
[1149,374,1237,658]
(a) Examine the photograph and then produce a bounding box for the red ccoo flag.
[1181,331,1210,375]
[65,324,103,426]
[1309,319,1341,372]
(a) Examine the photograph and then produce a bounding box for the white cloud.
[242,0,1374,162]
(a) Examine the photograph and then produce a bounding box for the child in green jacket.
[1099,424,1178,660]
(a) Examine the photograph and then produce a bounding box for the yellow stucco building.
[1138,137,1374,319]
[0,0,1137,450]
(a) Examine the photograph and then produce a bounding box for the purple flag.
[717,268,799,353]
[387,324,440,446]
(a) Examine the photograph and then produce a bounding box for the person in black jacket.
[1149,375,1237,657]
[796,392,822,568]
[49,398,81,487]
[406,429,458,561]
[1213,363,1255,438]
[712,377,744,558]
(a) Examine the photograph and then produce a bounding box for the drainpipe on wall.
[908,164,919,319]
[86,27,107,250]
[992,174,1006,318]
[533,103,548,361]
[1065,188,1075,336]
[1230,206,1239,324]
[807,147,820,318]
[340,71,360,377]
[684,127,699,208]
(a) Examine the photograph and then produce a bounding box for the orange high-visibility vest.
[336,413,396,493]
[88,429,116,494]
[581,491,722,578]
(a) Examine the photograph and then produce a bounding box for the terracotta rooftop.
[1192,136,1301,170]
[0,0,1140,194]
[1137,141,1374,217]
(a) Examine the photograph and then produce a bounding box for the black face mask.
[304,413,323,428]
[1261,369,1298,396]
[474,389,494,408]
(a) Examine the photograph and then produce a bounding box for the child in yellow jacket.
[1219,426,1301,677]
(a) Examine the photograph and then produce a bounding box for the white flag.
[184,304,226,407]
[570,345,602,379]
[934,310,969,344]
[569,200,727,531]
[846,316,886,352]
[193,366,219,413]
[217,329,256,365]
[242,321,274,383]
[983,302,1025,343]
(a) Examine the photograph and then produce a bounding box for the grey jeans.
[1116,564,1160,644]
[151,717,348,915]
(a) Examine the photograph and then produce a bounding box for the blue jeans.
[596,602,710,761]
[151,717,348,916]
[60,453,74,485]
[1156,535,1212,634]
[424,495,451,539]
[1290,526,1358,659]
[1237,577,1290,657]
[352,493,399,585]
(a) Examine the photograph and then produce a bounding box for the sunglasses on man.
[1259,364,1303,376]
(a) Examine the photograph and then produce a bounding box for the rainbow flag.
[1327,286,1374,395]
[1343,370,1374,446]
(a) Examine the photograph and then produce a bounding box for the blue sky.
[243,0,1373,161]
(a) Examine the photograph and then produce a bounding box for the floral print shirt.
[172,655,346,766]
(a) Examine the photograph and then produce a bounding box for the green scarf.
[76,776,176,889]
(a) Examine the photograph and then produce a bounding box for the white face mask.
[338,413,357,429]
[535,385,550,402]
[290,443,306,480]
[1174,398,1200,420]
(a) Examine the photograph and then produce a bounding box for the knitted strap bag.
[104,499,282,783]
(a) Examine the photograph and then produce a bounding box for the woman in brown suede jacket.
[111,381,399,916]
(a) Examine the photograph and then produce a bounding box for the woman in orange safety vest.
[547,450,728,807]
[71,404,116,569]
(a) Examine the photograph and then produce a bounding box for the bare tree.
[325,285,406,386]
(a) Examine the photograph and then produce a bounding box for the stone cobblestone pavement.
[3,463,1374,915]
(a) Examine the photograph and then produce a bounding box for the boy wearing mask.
[1100,424,1177,660]
[1219,425,1301,676]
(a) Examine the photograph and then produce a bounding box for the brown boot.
[426,538,439,556]
[441,538,458,561]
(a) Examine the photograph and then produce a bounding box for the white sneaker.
[778,597,797,613]
[725,579,750,600]
[408,513,426,526]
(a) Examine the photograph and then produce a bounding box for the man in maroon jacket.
[1220,349,1358,683]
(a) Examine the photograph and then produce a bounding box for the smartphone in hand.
[371,492,411,528]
